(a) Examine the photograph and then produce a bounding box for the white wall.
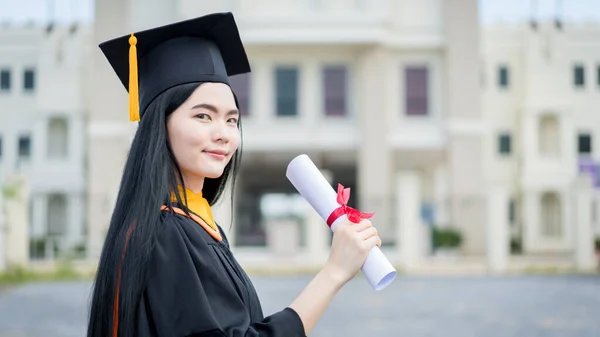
[482,21,600,253]
[241,45,358,152]
[0,24,88,260]
[0,26,44,179]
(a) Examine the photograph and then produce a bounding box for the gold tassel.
[128,33,140,122]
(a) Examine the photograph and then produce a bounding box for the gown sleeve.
[138,214,306,337]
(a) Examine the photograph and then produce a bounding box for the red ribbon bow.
[326,184,375,227]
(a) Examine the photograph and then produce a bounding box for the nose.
[212,120,229,143]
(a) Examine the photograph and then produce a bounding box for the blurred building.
[87,0,485,269]
[1,0,598,271]
[482,20,600,255]
[0,22,89,264]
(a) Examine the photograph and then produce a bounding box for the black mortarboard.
[98,12,251,122]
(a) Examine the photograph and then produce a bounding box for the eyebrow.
[191,103,239,116]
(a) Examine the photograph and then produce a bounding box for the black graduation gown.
[135,209,306,337]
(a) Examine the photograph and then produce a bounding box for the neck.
[181,172,204,193]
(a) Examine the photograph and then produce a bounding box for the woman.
[87,12,382,337]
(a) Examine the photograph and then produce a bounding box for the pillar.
[522,190,538,253]
[303,169,333,264]
[574,178,596,271]
[87,0,135,260]
[0,188,6,271]
[250,60,272,124]
[396,170,423,270]
[356,47,393,241]
[486,185,509,273]
[443,0,485,255]
[4,175,30,267]
[433,164,449,226]
[300,60,320,125]
[212,181,235,249]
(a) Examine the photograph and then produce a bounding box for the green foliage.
[432,227,463,249]
[1,179,24,201]
[595,236,600,251]
[0,266,36,285]
[0,261,86,286]
[510,237,523,254]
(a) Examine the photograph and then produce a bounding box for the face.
[167,82,241,191]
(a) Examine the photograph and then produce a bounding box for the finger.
[362,235,380,250]
[357,226,378,241]
[351,219,372,232]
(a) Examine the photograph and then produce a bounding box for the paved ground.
[0,274,599,337]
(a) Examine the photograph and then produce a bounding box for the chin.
[201,166,227,179]
[204,171,225,179]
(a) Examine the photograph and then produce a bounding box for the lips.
[204,150,227,160]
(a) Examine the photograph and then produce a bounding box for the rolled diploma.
[286,154,397,291]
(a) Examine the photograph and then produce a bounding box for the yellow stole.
[170,186,217,231]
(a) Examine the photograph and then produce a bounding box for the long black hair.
[86,82,242,337]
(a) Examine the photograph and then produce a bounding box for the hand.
[323,218,382,286]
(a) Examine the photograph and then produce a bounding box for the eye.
[227,117,239,124]
[195,113,211,120]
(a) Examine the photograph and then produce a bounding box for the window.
[47,193,67,236]
[23,68,35,91]
[322,65,348,116]
[275,66,299,116]
[540,192,562,238]
[229,73,250,116]
[578,133,592,155]
[498,65,509,88]
[48,117,69,159]
[573,64,585,87]
[404,66,429,116]
[539,114,560,156]
[18,135,31,158]
[0,69,10,91]
[498,133,511,155]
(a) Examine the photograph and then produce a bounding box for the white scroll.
[286,154,397,291]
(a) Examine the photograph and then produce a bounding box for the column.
[356,47,393,241]
[247,60,273,124]
[212,183,234,248]
[303,169,333,264]
[87,0,134,260]
[433,164,449,226]
[574,178,596,271]
[443,0,486,255]
[396,170,423,270]
[300,60,320,125]
[486,185,509,273]
[595,191,600,236]
[5,175,30,267]
[0,189,6,271]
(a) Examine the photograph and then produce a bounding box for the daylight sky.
[0,0,598,24]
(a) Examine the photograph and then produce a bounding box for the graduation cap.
[98,12,251,122]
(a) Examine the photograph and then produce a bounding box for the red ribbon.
[326,184,375,227]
